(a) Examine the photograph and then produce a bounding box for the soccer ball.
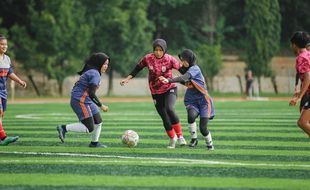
[122,130,139,147]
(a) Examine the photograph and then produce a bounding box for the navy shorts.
[0,97,7,112]
[185,97,215,119]
[70,98,99,121]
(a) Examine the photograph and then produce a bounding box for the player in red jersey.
[120,39,186,148]
[0,34,27,146]
[289,31,310,138]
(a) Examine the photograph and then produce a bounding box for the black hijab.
[178,49,196,67]
[78,52,110,75]
[178,49,197,74]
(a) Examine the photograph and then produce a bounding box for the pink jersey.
[138,53,181,95]
[296,49,310,95]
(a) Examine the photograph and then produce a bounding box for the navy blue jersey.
[0,54,14,99]
[184,65,215,118]
[71,69,101,104]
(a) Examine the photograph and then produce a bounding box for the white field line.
[15,113,296,123]
[0,151,309,169]
[15,111,298,120]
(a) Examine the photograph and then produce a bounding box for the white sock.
[204,132,213,146]
[66,123,89,133]
[188,122,197,139]
[91,123,102,142]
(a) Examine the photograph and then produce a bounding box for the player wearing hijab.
[120,39,186,148]
[57,52,110,147]
[160,49,215,150]
[289,31,310,137]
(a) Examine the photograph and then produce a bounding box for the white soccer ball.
[122,130,139,147]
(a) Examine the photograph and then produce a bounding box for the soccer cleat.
[207,145,214,150]
[0,136,19,146]
[56,125,66,143]
[89,142,107,148]
[178,137,187,146]
[189,138,198,148]
[206,140,214,150]
[167,137,177,149]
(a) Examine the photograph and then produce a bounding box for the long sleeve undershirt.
[88,84,102,107]
[168,73,191,83]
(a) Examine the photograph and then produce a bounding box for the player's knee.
[297,118,306,128]
[187,116,195,124]
[87,125,94,133]
[166,107,175,115]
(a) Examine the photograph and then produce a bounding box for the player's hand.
[101,105,109,112]
[120,79,128,86]
[289,96,299,106]
[19,80,27,88]
[293,91,300,98]
[159,76,169,84]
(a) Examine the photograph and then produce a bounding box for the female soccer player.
[159,49,215,150]
[120,39,186,148]
[57,52,110,147]
[289,31,310,138]
[0,34,27,146]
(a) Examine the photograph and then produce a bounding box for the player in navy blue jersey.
[0,35,27,146]
[57,52,110,147]
[160,49,215,150]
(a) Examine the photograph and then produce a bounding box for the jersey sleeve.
[297,56,310,74]
[87,70,101,87]
[187,66,200,79]
[170,56,181,70]
[129,56,147,77]
[7,56,14,75]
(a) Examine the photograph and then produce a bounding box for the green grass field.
[0,99,309,190]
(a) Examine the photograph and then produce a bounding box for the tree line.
[0,0,308,95]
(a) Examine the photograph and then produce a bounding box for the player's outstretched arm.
[120,75,133,86]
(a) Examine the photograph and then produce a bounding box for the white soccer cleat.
[167,137,177,149]
[178,137,187,146]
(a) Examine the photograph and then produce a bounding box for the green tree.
[25,0,93,95]
[196,44,221,90]
[244,0,281,92]
[85,0,153,95]
[9,0,92,96]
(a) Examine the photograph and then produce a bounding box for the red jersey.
[296,49,310,95]
[138,53,181,95]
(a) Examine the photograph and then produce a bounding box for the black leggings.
[187,108,209,136]
[81,112,102,133]
[152,88,180,131]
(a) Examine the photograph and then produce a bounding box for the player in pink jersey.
[120,39,186,148]
[289,31,310,138]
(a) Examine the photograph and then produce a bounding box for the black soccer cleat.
[56,125,66,143]
[207,145,214,150]
[188,138,198,148]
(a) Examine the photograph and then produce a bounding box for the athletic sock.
[172,123,183,138]
[204,132,213,146]
[91,123,102,142]
[188,122,198,139]
[166,129,176,139]
[0,122,7,140]
[66,123,89,133]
